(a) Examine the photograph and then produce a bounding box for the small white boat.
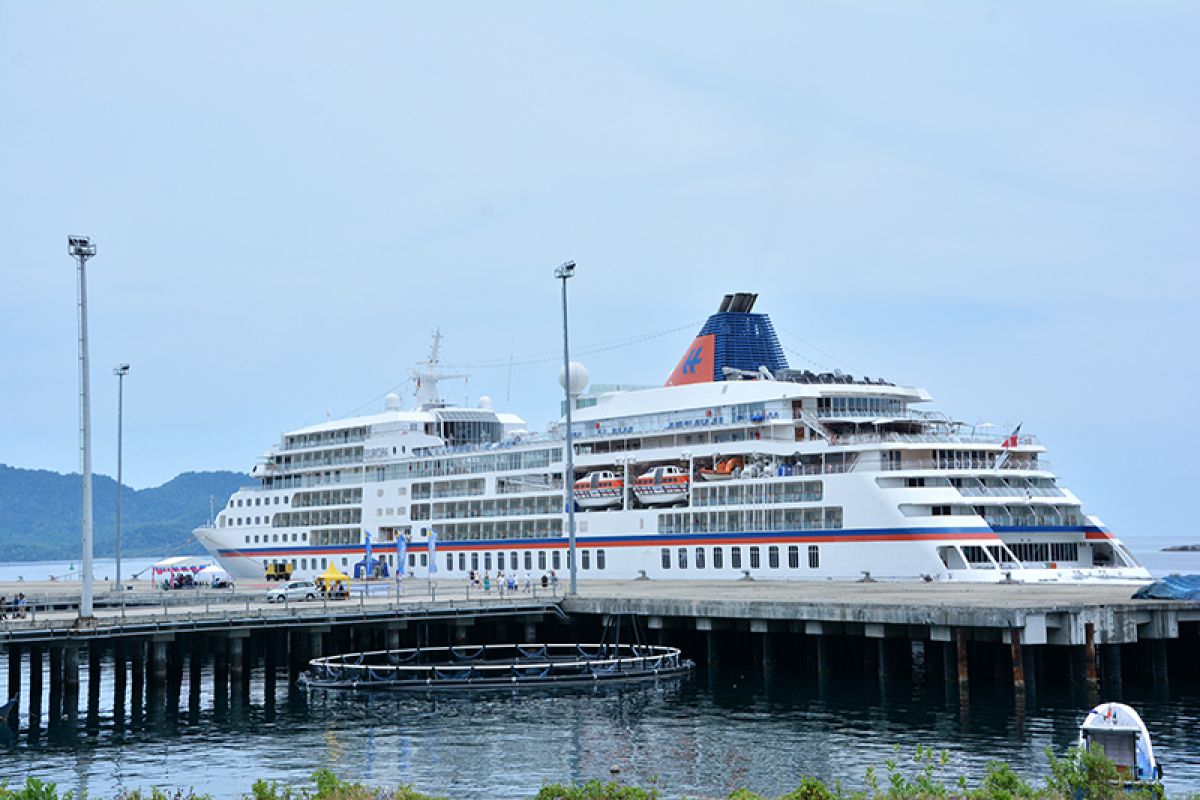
[574,471,624,509]
[1078,701,1162,784]
[633,465,690,506]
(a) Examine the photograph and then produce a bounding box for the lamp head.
[554,260,576,280]
[68,235,96,258]
[114,364,130,376]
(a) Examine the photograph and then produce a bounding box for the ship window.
[284,497,289,504]
[409,554,416,568]
[582,550,590,570]
[552,551,561,570]
[420,553,427,567]
[932,505,952,516]
[768,546,779,569]
[695,547,705,569]
[255,498,261,506]
[471,552,479,570]
[341,558,348,566]
[713,547,723,569]
[510,552,519,571]
[788,545,799,569]
[253,535,259,543]
[292,533,298,542]
[274,497,280,504]
[808,545,820,569]
[321,558,328,568]
[749,546,761,569]
[597,549,606,570]
[301,533,307,541]
[678,548,688,569]
[445,554,453,571]
[538,551,547,570]
[244,536,249,544]
[731,547,742,569]
[524,551,533,570]
[661,548,670,569]
[301,559,307,570]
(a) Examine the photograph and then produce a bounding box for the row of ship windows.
[367,448,563,482]
[692,480,823,507]
[662,544,820,570]
[435,518,564,541]
[231,496,288,508]
[265,544,825,575]
[658,508,844,535]
[246,532,307,544]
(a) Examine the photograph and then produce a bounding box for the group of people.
[467,569,558,595]
[0,593,29,619]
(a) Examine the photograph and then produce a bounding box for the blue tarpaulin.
[1132,574,1200,600]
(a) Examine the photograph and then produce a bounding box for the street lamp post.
[69,235,97,619]
[114,363,130,592]
[554,260,578,596]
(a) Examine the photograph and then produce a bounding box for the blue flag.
[396,536,408,577]
[364,529,373,564]
[427,529,439,574]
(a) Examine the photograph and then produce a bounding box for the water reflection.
[5,665,1200,799]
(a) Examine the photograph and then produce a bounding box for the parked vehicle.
[266,580,316,603]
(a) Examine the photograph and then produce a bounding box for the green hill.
[0,464,253,561]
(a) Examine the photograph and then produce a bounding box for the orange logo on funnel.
[666,334,715,386]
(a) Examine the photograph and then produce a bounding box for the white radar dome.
[479,395,493,410]
[559,361,589,396]
[384,392,401,411]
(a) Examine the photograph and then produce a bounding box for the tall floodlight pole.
[555,260,578,596]
[114,363,130,592]
[69,235,98,619]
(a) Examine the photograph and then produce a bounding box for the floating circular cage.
[299,643,695,691]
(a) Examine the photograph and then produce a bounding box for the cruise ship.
[194,293,1150,584]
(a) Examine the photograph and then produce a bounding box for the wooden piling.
[47,645,63,726]
[1010,629,1025,697]
[112,640,127,722]
[955,628,969,696]
[130,640,145,719]
[1102,644,1123,698]
[1084,622,1099,697]
[86,644,102,727]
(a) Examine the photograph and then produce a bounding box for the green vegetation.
[0,750,1192,800]
[0,464,252,561]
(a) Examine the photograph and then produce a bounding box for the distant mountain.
[0,464,253,561]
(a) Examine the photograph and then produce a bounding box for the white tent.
[151,556,212,584]
[194,564,231,585]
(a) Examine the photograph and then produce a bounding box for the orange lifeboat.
[573,470,624,509]
[632,465,690,506]
[697,457,744,482]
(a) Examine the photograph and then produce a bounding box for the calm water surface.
[5,666,1200,798]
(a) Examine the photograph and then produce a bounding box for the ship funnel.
[665,293,786,386]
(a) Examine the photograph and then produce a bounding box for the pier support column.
[48,645,63,727]
[152,640,169,686]
[212,637,229,706]
[1151,641,1169,692]
[63,644,81,723]
[955,629,969,697]
[86,645,102,729]
[5,645,20,732]
[112,641,127,724]
[761,633,777,674]
[263,633,277,705]
[910,640,927,684]
[309,630,324,660]
[706,632,720,670]
[1101,645,1123,698]
[524,622,538,644]
[1010,629,1025,698]
[387,629,401,653]
[228,636,245,699]
[28,645,43,733]
[188,638,203,712]
[1084,623,1099,700]
[130,640,146,720]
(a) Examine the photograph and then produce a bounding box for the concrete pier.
[3,581,1199,737]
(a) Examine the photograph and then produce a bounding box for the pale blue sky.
[1,3,1196,542]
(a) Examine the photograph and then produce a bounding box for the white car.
[266,580,317,603]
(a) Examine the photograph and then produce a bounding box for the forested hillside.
[0,464,253,561]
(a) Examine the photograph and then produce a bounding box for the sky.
[1,3,1197,543]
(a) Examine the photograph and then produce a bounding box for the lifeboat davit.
[573,471,624,509]
[697,457,744,482]
[632,465,690,506]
